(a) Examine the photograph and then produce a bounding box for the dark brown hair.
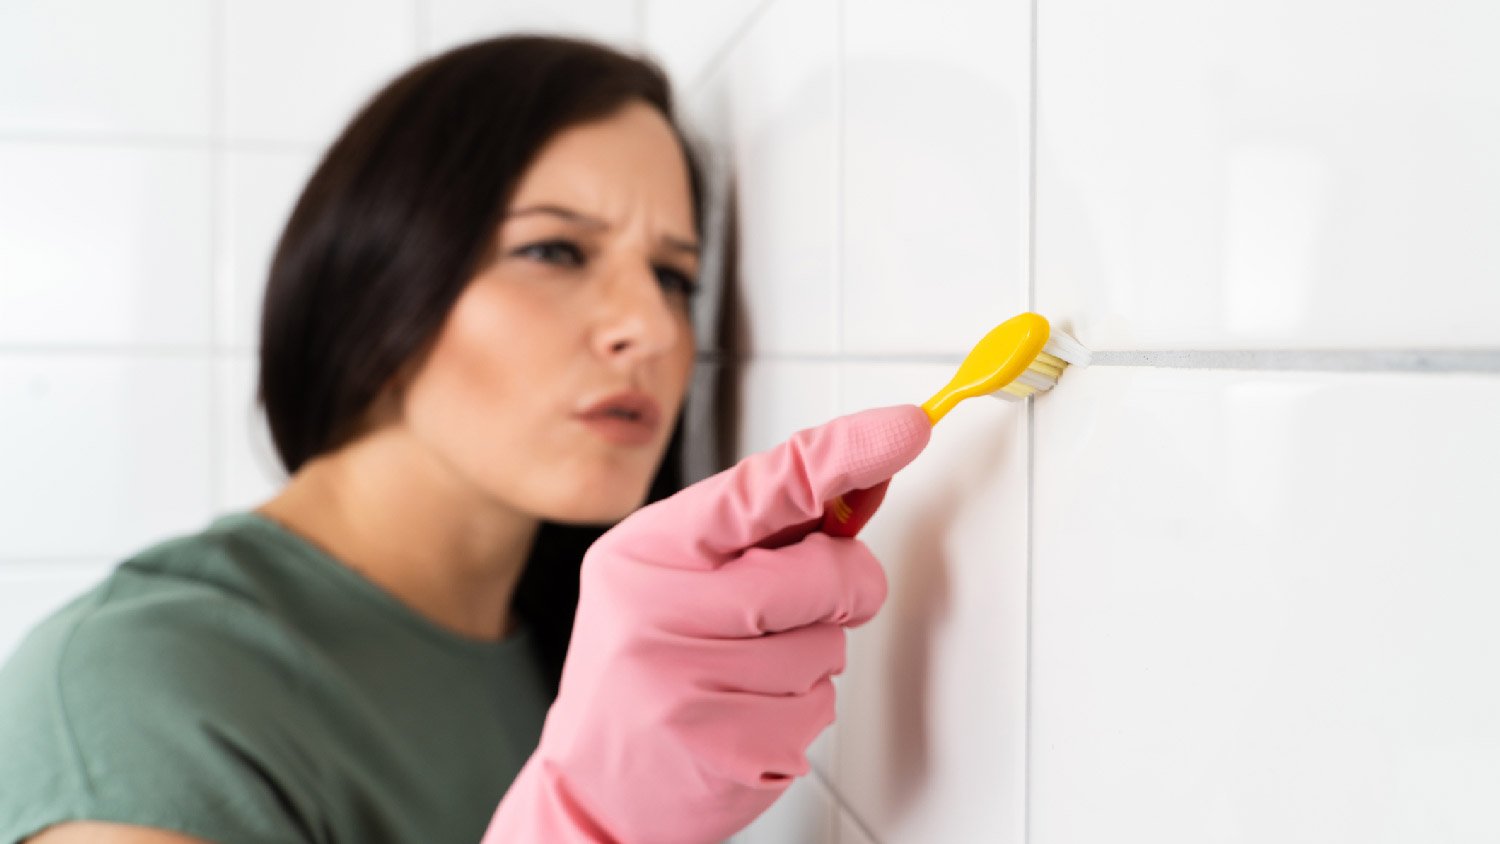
[257,35,706,690]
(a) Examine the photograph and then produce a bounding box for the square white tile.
[1034,0,1500,349]
[0,355,215,560]
[830,363,1028,843]
[0,142,212,347]
[424,0,639,55]
[224,0,418,146]
[686,0,840,357]
[643,0,765,90]
[841,0,1031,355]
[0,561,114,665]
[216,354,286,513]
[0,0,212,138]
[733,360,840,460]
[217,149,319,350]
[1030,366,1500,842]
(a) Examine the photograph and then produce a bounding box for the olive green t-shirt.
[0,511,554,844]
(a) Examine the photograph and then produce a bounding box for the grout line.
[1024,0,1039,839]
[0,131,316,155]
[7,347,1499,372]
[413,0,430,55]
[808,766,882,844]
[0,558,115,567]
[1025,394,1036,844]
[684,0,779,95]
[208,0,226,512]
[1089,349,1500,373]
[0,346,250,358]
[1026,0,1039,317]
[834,0,846,358]
[692,349,1500,372]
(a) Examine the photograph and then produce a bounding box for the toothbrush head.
[920,312,1092,425]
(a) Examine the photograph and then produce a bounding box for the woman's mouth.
[574,390,663,447]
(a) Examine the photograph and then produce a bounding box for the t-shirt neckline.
[208,510,535,660]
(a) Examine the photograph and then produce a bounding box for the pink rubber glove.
[480,404,931,844]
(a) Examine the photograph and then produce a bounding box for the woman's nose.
[591,261,683,366]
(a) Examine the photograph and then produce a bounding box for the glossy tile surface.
[643,0,766,90]
[217,149,318,350]
[731,771,837,844]
[841,0,1030,355]
[686,0,839,356]
[0,356,214,560]
[1034,0,1500,349]
[425,0,639,54]
[1031,367,1500,842]
[0,142,212,347]
[0,0,212,137]
[831,363,1028,843]
[216,355,284,513]
[224,0,416,145]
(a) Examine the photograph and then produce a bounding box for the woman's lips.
[574,390,663,447]
[574,412,658,447]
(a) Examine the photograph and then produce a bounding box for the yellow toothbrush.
[820,312,1092,537]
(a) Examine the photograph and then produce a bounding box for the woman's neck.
[256,426,539,641]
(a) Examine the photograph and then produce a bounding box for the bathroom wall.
[654,0,1500,842]
[2,1,1498,843]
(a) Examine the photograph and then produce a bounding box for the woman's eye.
[514,240,585,266]
[655,266,700,298]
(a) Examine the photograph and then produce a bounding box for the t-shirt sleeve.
[0,586,325,844]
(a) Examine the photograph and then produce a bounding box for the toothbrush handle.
[820,480,892,538]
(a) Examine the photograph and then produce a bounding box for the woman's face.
[399,101,700,524]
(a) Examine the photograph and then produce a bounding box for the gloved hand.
[480,404,932,844]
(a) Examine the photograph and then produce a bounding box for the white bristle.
[1042,329,1092,367]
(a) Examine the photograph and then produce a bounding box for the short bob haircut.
[257,35,706,691]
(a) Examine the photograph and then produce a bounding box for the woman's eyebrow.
[506,203,700,258]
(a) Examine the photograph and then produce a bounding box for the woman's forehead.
[508,104,693,223]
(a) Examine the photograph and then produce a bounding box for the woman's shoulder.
[0,514,331,843]
[0,512,322,715]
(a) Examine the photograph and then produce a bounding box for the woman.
[0,36,929,844]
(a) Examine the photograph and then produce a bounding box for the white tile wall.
[1031,368,1500,842]
[659,0,1500,842]
[835,364,1028,842]
[731,771,838,844]
[216,354,284,513]
[683,0,841,356]
[223,0,418,146]
[1034,0,1500,350]
[6,1,1500,842]
[841,0,1031,355]
[643,0,766,88]
[0,142,213,347]
[0,356,215,559]
[423,0,639,55]
[217,149,319,350]
[0,0,213,138]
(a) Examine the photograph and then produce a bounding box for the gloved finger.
[649,622,846,696]
[603,404,930,571]
[671,676,838,787]
[626,531,889,637]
